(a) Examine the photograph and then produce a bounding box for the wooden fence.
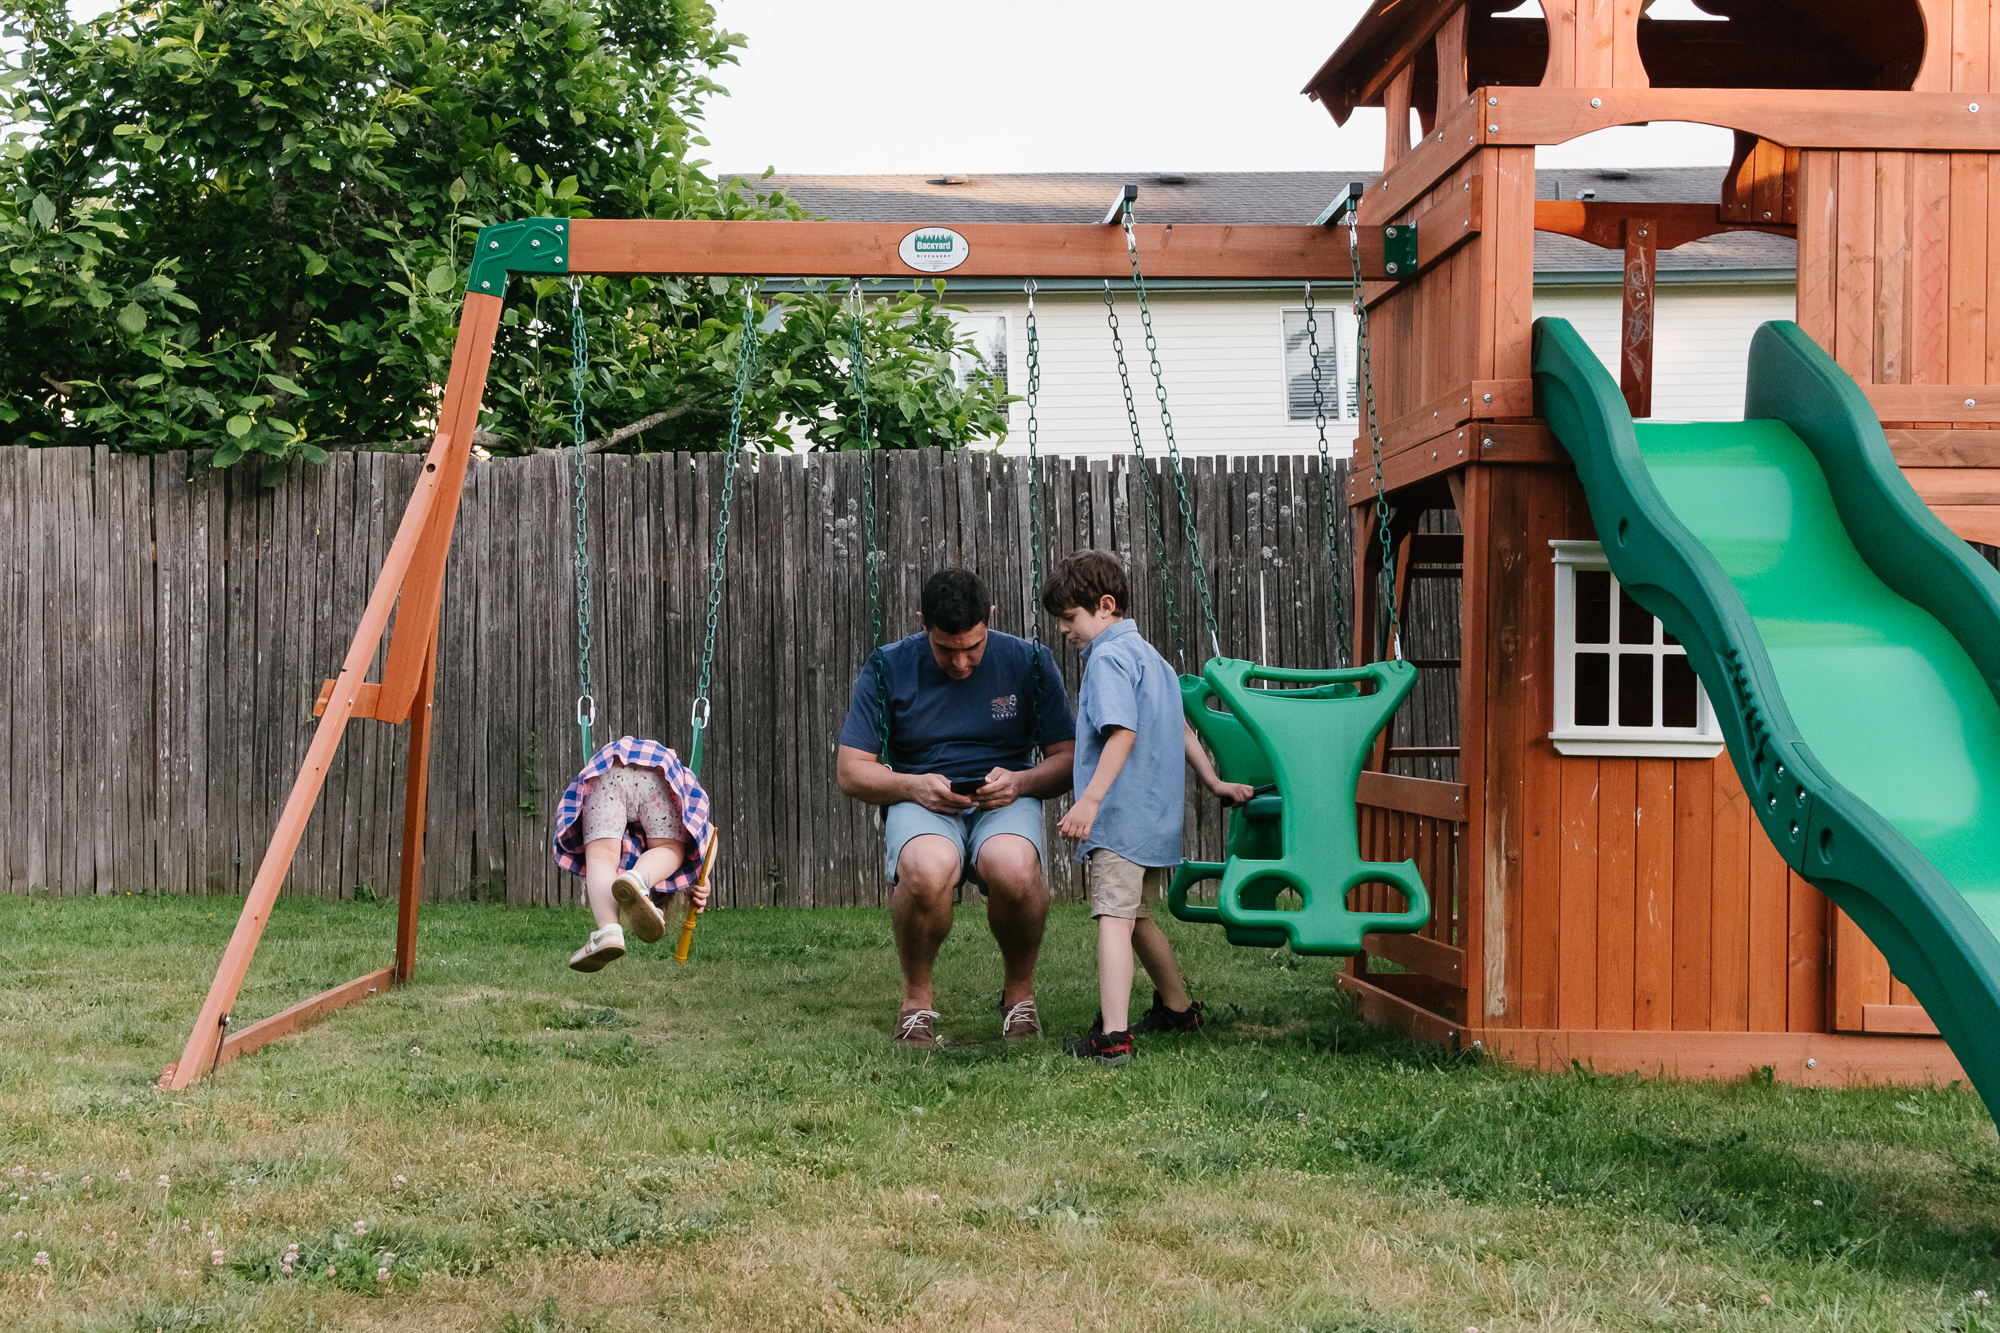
[0,444,1462,906]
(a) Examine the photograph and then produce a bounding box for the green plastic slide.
[1169,658,1431,956]
[1535,316,2000,1111]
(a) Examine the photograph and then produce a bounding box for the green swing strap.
[1168,657,1430,956]
[568,279,597,760]
[1302,282,1352,668]
[688,291,763,778]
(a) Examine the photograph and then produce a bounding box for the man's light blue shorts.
[883,798,1045,885]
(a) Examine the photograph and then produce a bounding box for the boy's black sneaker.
[1132,992,1206,1035]
[1064,1024,1135,1066]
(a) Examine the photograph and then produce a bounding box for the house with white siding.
[742,169,1797,458]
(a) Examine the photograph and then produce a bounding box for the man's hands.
[909,772,977,815]
[1058,793,1101,843]
[969,766,1025,810]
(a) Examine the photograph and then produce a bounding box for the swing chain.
[568,278,596,756]
[690,289,762,774]
[849,284,893,763]
[1023,279,1046,755]
[1303,283,1351,668]
[850,284,883,651]
[1347,207,1402,660]
[1024,280,1044,618]
[1103,277,1183,664]
[1122,201,1219,661]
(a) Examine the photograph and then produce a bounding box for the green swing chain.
[850,286,894,763]
[1302,282,1352,668]
[1022,279,1046,755]
[1120,199,1220,662]
[1101,278,1182,662]
[1347,203,1402,660]
[850,285,883,651]
[688,290,763,777]
[568,278,596,759]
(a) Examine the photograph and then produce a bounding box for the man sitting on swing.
[838,567,1076,1049]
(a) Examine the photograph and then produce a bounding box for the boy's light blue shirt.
[1072,618,1184,868]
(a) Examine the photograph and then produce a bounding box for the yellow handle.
[675,834,719,963]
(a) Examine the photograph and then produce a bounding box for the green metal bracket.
[1382,223,1417,277]
[466,217,571,297]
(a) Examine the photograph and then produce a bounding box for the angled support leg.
[161,294,502,1090]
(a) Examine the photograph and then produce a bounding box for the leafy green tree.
[0,0,1007,477]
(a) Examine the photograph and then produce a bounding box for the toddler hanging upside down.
[551,736,716,971]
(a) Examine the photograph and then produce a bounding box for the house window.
[945,311,1008,395]
[1550,540,1725,758]
[1281,306,1358,421]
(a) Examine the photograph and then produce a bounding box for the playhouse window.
[1281,307,1358,422]
[1550,540,1724,759]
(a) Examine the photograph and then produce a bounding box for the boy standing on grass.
[1044,550,1252,1066]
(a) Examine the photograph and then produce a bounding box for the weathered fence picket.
[0,445,1455,907]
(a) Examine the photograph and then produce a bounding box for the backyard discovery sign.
[898,227,970,273]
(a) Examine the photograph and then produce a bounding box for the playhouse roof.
[736,170,1796,281]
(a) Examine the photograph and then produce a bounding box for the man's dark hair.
[1041,549,1128,617]
[921,567,991,634]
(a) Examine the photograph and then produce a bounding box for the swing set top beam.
[478,217,1359,287]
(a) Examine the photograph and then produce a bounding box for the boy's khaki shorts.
[1086,848,1171,920]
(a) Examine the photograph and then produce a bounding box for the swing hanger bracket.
[1313,182,1368,228]
[689,695,710,732]
[1101,184,1138,226]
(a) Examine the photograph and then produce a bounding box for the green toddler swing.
[1039,197,1429,956]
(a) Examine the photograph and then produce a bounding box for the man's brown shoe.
[894,1007,941,1048]
[1000,995,1042,1041]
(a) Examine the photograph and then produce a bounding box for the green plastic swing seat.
[1168,657,1433,955]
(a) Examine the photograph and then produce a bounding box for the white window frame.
[1550,540,1725,759]
[1279,304,1359,426]
[943,309,1009,394]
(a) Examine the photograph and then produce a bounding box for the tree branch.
[583,398,708,453]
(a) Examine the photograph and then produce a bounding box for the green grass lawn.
[2,893,1999,1332]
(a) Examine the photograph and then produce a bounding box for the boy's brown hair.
[1041,549,1129,617]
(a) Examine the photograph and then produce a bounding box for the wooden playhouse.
[1314,0,2000,1086]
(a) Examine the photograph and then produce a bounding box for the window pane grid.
[1559,560,1711,736]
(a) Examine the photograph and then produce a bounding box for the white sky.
[700,0,1735,177]
[48,0,1737,176]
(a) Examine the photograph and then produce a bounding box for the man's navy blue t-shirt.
[838,630,1076,778]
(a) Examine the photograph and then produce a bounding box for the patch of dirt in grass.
[441,986,507,1004]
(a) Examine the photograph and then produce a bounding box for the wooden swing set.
[161,211,1386,1089]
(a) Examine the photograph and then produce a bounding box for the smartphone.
[948,777,985,796]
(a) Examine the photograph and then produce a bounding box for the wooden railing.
[1339,771,1470,1046]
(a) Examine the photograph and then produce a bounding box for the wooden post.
[394,633,438,982]
[1621,216,1657,420]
